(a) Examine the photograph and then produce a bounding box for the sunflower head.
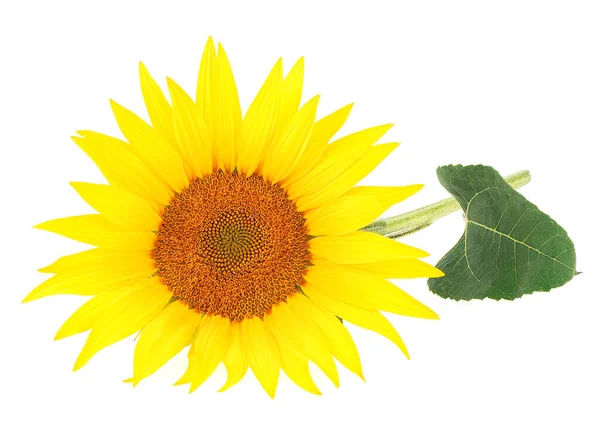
[26,37,442,397]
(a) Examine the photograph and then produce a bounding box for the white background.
[1,1,598,428]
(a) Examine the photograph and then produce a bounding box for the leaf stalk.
[363,170,531,238]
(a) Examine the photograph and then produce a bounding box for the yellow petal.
[303,261,439,319]
[196,37,217,121]
[344,184,423,202]
[73,132,172,205]
[24,251,155,302]
[295,143,399,212]
[261,95,319,183]
[210,43,242,172]
[132,300,202,385]
[71,182,162,231]
[167,77,213,178]
[38,248,153,275]
[237,59,283,176]
[275,57,304,132]
[38,248,105,274]
[73,277,172,370]
[290,294,363,380]
[304,184,422,236]
[309,231,428,264]
[25,271,132,302]
[55,285,143,340]
[304,286,410,358]
[287,124,393,200]
[267,301,339,388]
[279,341,321,395]
[189,316,231,392]
[174,345,196,386]
[354,259,444,279]
[242,317,281,398]
[139,62,176,145]
[110,100,188,193]
[283,103,353,187]
[34,214,155,251]
[218,322,249,392]
[174,318,212,386]
[304,196,373,236]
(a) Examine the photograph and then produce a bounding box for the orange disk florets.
[153,171,310,322]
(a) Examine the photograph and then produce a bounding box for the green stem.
[363,170,531,238]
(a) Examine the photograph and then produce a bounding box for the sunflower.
[25,38,443,397]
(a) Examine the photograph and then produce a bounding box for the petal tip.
[54,330,67,341]
[217,41,228,54]
[21,292,36,303]
[165,76,176,87]
[173,376,189,386]
[426,309,441,320]
[429,266,445,278]
[69,181,85,192]
[73,348,93,372]
[109,99,123,113]
[32,221,45,230]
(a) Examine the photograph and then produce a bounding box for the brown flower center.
[153,171,309,322]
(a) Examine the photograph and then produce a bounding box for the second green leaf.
[428,165,577,301]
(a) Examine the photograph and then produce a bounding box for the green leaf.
[428,165,577,300]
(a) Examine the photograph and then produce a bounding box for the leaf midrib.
[467,219,575,272]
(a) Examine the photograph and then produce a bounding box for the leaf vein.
[468,220,575,272]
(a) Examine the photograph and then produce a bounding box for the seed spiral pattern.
[153,171,310,322]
